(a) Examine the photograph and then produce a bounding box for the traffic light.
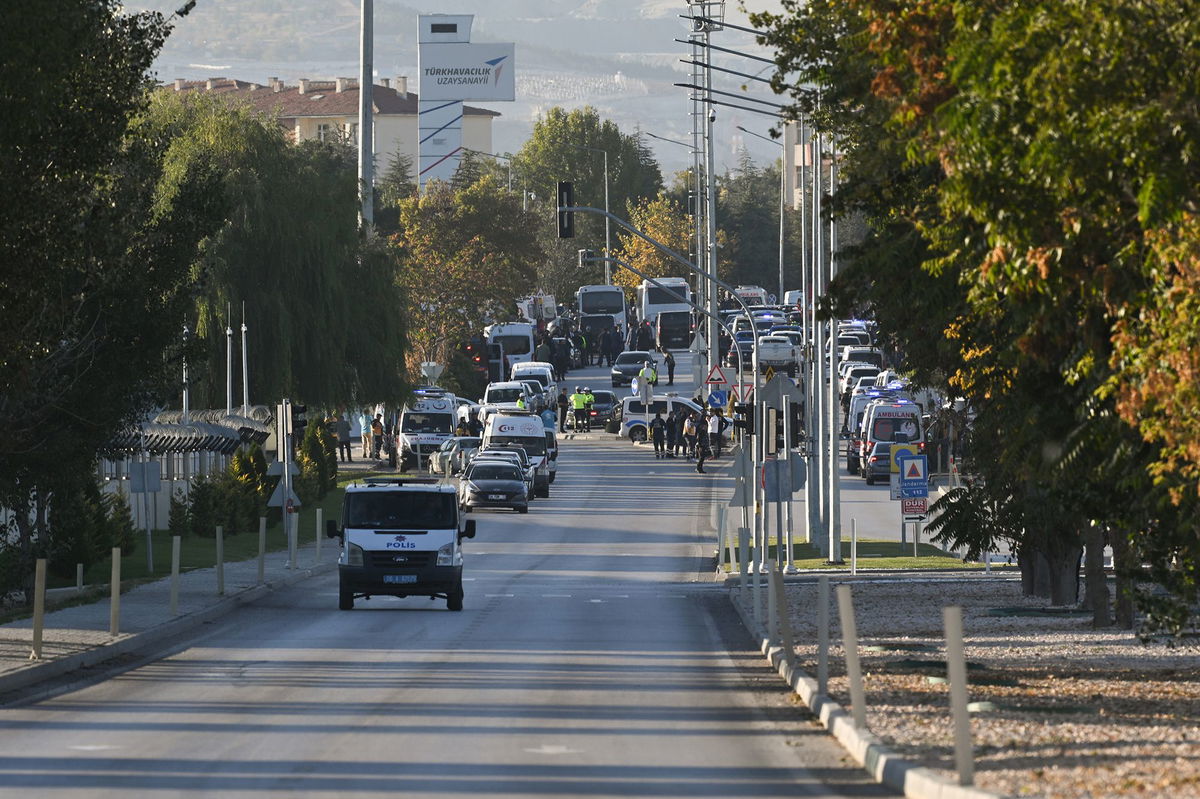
[577,248,594,270]
[291,403,308,434]
[765,408,778,455]
[732,402,754,434]
[789,402,804,449]
[557,181,574,238]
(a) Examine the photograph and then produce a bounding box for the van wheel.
[338,585,354,610]
[447,583,464,612]
[629,427,647,443]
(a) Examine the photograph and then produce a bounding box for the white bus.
[575,285,626,332]
[637,278,691,325]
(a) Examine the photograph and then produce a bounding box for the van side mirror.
[461,519,477,541]
[325,519,341,539]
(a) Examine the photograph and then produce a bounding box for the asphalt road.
[0,358,892,798]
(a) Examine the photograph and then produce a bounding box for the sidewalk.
[0,534,337,697]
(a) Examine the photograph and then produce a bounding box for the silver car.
[429,436,481,476]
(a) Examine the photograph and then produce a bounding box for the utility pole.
[358,0,374,227]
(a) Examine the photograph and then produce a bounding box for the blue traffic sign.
[707,390,728,408]
[900,486,929,499]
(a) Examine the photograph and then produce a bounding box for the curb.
[729,591,1005,799]
[0,561,336,698]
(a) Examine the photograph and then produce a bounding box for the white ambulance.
[481,411,551,498]
[398,388,458,471]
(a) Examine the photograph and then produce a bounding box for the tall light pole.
[358,0,373,228]
[736,125,786,304]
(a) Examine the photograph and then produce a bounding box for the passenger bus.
[637,278,691,326]
[575,285,627,333]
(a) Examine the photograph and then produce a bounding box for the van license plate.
[383,574,417,584]
[488,494,506,500]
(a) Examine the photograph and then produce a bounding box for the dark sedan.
[458,462,529,513]
[611,350,657,388]
[587,389,618,425]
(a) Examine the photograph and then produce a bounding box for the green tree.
[515,106,663,280]
[0,1,216,599]
[142,92,410,409]
[393,177,542,370]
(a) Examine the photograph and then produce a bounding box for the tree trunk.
[1112,531,1135,630]
[1083,525,1110,627]
[1047,545,1082,606]
[1019,548,1039,597]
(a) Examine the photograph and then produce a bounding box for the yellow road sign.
[762,365,776,382]
[890,443,919,473]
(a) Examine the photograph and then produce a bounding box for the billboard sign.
[419,42,516,102]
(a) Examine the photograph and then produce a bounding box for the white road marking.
[524,744,580,755]
[542,593,572,598]
[69,745,121,752]
[485,593,515,598]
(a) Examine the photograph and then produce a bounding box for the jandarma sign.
[419,44,515,101]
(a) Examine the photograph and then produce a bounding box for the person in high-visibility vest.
[569,386,588,431]
[516,394,527,410]
[582,387,596,432]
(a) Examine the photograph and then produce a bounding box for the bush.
[168,490,192,537]
[45,481,107,580]
[103,493,137,556]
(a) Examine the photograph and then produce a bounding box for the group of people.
[558,386,596,433]
[647,407,730,474]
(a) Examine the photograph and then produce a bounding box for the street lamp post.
[736,125,786,304]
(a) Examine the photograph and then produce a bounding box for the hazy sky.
[128,1,795,175]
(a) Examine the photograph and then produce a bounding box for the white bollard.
[215,525,224,596]
[767,560,778,644]
[817,574,830,695]
[109,547,121,637]
[75,562,83,591]
[770,564,795,667]
[836,584,868,729]
[851,518,857,576]
[257,517,266,584]
[169,536,181,616]
[30,559,46,660]
[738,527,750,610]
[944,606,975,785]
[315,507,323,566]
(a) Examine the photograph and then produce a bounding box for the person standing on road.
[598,327,612,367]
[608,326,622,366]
[695,411,712,474]
[358,409,371,458]
[682,412,698,460]
[370,414,384,459]
[569,386,588,432]
[664,409,678,458]
[707,409,724,458]
[662,349,676,386]
[583,387,596,432]
[649,412,667,458]
[556,388,569,433]
[335,414,352,463]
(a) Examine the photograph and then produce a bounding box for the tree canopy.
[753,0,1200,632]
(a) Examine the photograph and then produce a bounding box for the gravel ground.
[774,576,1200,799]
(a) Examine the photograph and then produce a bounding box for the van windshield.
[493,335,531,355]
[486,387,524,404]
[515,374,547,390]
[871,415,921,442]
[487,435,546,456]
[647,286,687,304]
[344,492,457,529]
[401,413,453,433]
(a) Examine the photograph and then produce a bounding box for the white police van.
[617,394,704,442]
[399,388,457,471]
[326,478,476,611]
